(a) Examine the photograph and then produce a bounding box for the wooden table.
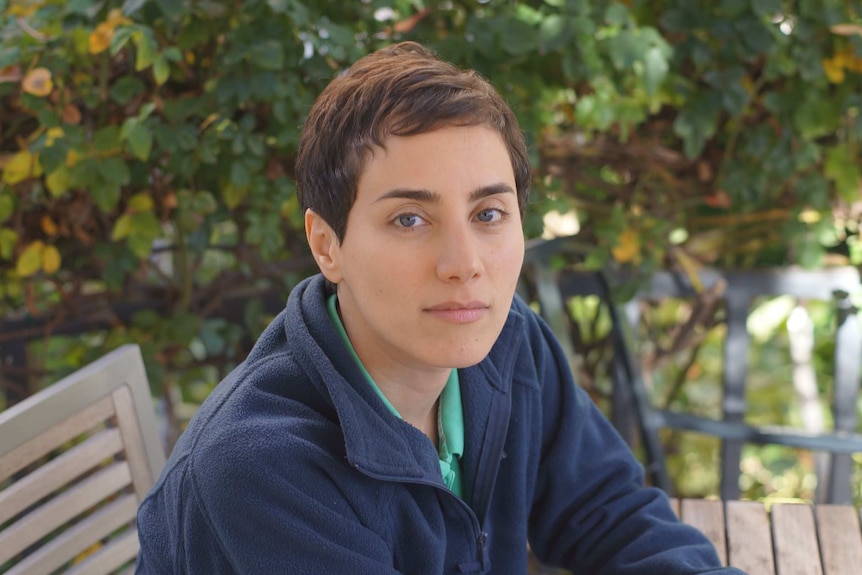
[672,499,862,574]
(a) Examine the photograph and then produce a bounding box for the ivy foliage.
[1,1,861,423]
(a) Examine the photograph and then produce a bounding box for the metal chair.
[0,344,164,575]
[522,236,862,504]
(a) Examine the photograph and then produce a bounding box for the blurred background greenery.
[2,0,861,505]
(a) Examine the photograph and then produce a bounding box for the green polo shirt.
[326,295,464,496]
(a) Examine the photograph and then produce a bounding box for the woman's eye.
[396,213,423,228]
[476,209,503,223]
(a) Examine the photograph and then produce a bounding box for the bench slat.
[815,504,862,575]
[0,427,124,525]
[0,395,116,479]
[0,461,133,564]
[63,528,140,575]
[725,500,775,575]
[679,499,727,565]
[771,503,823,575]
[5,493,138,575]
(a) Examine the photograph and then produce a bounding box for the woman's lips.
[424,302,488,323]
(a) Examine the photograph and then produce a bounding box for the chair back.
[0,344,164,575]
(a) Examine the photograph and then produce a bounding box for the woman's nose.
[435,225,482,283]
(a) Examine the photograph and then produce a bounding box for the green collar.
[326,294,464,495]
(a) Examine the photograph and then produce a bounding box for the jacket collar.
[286,274,525,487]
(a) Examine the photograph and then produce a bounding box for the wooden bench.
[531,498,862,574]
[672,498,862,575]
[0,344,164,575]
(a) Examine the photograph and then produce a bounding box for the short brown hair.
[295,41,531,241]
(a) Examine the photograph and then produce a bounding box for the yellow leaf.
[823,57,845,84]
[106,8,132,28]
[111,213,133,241]
[128,192,154,212]
[65,149,82,167]
[8,1,43,18]
[88,22,114,55]
[42,244,61,274]
[844,52,862,74]
[2,150,42,185]
[46,166,70,197]
[41,215,58,237]
[798,209,822,224]
[22,67,53,97]
[611,228,641,264]
[46,127,64,146]
[16,240,44,277]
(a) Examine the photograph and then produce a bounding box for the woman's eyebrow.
[373,183,515,204]
[468,183,515,202]
[373,188,439,204]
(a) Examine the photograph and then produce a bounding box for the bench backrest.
[0,344,164,575]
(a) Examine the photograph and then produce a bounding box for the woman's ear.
[305,209,343,284]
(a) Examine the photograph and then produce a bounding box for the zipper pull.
[477,531,489,571]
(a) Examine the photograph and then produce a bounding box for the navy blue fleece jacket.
[135,274,744,574]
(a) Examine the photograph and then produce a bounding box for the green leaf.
[705,67,748,115]
[91,180,122,212]
[122,0,148,15]
[65,0,100,16]
[792,91,841,139]
[539,15,570,51]
[127,212,161,258]
[45,166,70,197]
[110,26,136,56]
[94,126,122,153]
[719,0,748,18]
[162,311,198,345]
[155,0,184,20]
[267,0,310,25]
[751,0,782,15]
[824,146,860,202]
[112,213,134,241]
[134,31,158,71]
[193,191,218,213]
[98,157,131,185]
[0,192,14,222]
[222,181,248,209]
[607,29,641,70]
[0,46,21,69]
[230,161,250,188]
[139,103,157,119]
[673,91,721,158]
[68,159,99,189]
[0,228,17,260]
[604,3,630,26]
[643,46,669,96]
[153,56,170,85]
[127,124,153,161]
[163,47,182,62]
[110,76,146,105]
[501,18,537,56]
[248,40,284,70]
